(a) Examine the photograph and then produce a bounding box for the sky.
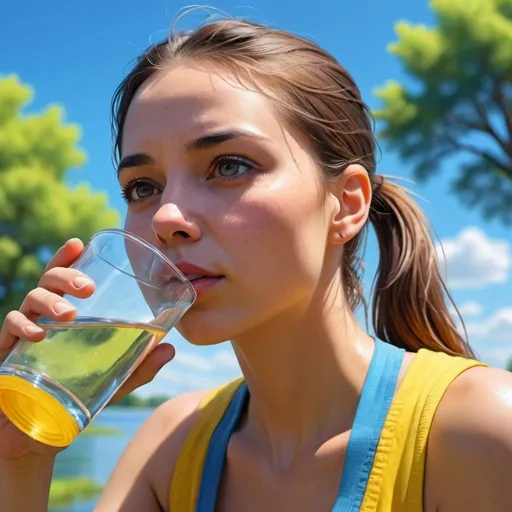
[1,0,511,397]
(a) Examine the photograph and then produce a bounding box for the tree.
[0,75,119,319]
[507,358,512,372]
[373,0,512,223]
[112,393,170,409]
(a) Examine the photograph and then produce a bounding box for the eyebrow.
[117,129,268,176]
[117,153,155,176]
[185,129,266,151]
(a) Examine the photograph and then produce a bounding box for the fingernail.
[73,276,93,289]
[25,325,44,335]
[53,301,75,315]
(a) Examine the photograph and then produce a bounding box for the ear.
[328,164,372,244]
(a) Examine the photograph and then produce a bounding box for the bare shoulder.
[96,389,209,512]
[426,364,512,512]
[141,389,212,506]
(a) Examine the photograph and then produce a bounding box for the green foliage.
[507,358,512,372]
[49,477,102,510]
[80,423,121,437]
[0,75,119,318]
[113,392,170,409]
[374,0,512,223]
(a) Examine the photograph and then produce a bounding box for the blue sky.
[2,0,511,397]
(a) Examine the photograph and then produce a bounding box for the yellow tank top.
[169,347,486,511]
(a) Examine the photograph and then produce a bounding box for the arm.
[427,366,512,512]
[0,455,55,512]
[95,390,206,512]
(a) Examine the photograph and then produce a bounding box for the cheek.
[219,185,329,286]
[124,209,158,243]
[179,188,330,345]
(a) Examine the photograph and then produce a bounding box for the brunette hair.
[111,16,474,357]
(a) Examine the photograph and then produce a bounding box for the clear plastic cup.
[0,229,196,447]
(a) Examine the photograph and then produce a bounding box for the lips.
[187,275,224,299]
[174,262,222,281]
[185,274,207,282]
[170,262,225,299]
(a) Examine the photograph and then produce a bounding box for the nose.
[151,202,202,245]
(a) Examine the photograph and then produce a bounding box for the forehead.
[122,64,285,151]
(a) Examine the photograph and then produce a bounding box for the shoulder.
[140,389,214,507]
[96,388,210,511]
[426,364,512,512]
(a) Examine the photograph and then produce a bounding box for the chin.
[176,317,234,347]
[175,297,281,346]
[175,304,262,346]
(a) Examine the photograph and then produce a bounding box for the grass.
[49,477,102,509]
[48,422,120,508]
[80,423,121,437]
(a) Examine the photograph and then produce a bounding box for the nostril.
[152,228,194,243]
[154,231,167,244]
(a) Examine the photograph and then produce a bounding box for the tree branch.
[454,96,512,159]
[443,132,512,180]
[492,78,512,150]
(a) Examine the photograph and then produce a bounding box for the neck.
[231,285,375,469]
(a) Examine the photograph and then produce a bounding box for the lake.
[51,407,153,512]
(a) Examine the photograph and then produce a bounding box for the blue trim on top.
[196,381,249,512]
[333,340,404,512]
[195,340,404,512]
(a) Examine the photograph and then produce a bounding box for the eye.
[208,156,256,180]
[121,179,160,203]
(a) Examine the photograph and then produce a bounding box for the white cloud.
[210,350,241,371]
[437,227,510,289]
[471,343,512,369]
[137,348,241,398]
[173,352,215,372]
[173,349,240,373]
[449,301,482,318]
[466,307,512,342]
[156,369,221,390]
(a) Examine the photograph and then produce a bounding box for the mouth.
[185,274,223,282]
[167,261,225,299]
[186,274,225,298]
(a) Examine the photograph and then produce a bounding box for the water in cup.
[0,229,195,447]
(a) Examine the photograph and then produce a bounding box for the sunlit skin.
[118,62,391,460]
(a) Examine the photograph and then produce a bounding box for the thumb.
[109,343,175,404]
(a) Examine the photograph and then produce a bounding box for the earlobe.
[331,231,346,244]
[329,164,371,244]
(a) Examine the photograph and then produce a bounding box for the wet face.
[119,63,348,345]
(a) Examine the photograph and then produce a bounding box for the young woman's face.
[120,64,346,345]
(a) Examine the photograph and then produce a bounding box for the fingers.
[1,287,80,363]
[38,267,95,298]
[0,239,94,362]
[109,344,175,403]
[0,310,45,361]
[44,238,84,273]
[19,288,78,323]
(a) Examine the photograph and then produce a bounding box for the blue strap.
[333,340,404,512]
[196,382,249,512]
[195,340,404,512]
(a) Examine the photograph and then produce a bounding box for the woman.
[1,18,512,512]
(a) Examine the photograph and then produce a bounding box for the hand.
[0,238,176,461]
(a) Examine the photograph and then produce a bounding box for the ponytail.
[109,17,476,360]
[368,177,475,357]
